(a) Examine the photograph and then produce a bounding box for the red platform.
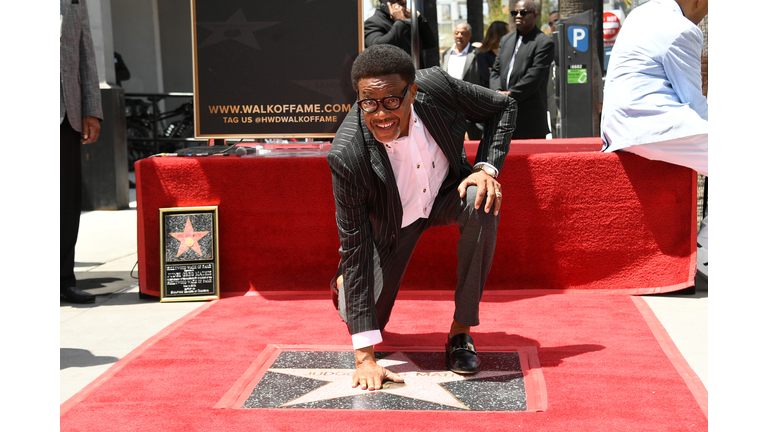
[135,138,697,298]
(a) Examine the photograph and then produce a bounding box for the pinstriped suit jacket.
[327,67,517,335]
[60,0,102,132]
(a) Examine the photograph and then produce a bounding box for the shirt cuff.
[351,330,383,350]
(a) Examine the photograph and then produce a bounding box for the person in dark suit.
[328,44,517,390]
[364,0,437,67]
[490,0,554,139]
[60,0,103,303]
[440,23,480,84]
[441,22,482,139]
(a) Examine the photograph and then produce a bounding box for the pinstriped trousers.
[335,184,499,331]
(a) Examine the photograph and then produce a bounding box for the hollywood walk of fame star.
[197,9,279,50]
[169,217,209,257]
[268,352,518,409]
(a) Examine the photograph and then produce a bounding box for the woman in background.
[476,21,509,88]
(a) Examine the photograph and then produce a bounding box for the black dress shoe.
[61,286,96,304]
[445,333,481,374]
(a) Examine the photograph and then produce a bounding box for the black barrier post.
[411,0,420,69]
[80,87,130,210]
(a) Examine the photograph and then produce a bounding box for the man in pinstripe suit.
[328,45,517,390]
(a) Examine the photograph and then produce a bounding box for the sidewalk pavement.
[60,184,708,405]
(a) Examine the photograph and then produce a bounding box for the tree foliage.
[487,0,508,24]
[558,0,593,20]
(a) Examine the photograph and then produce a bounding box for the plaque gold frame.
[159,206,220,302]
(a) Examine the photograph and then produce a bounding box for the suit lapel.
[413,88,462,182]
[357,109,404,231]
[462,47,476,79]
[513,32,529,74]
[360,115,391,185]
[499,32,518,89]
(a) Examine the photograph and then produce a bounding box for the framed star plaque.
[159,206,220,302]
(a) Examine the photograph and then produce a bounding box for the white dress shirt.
[382,106,451,228]
[446,44,470,79]
[600,0,707,151]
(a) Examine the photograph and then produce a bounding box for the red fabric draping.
[135,140,695,297]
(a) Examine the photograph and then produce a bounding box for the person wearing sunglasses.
[327,44,517,391]
[490,0,555,139]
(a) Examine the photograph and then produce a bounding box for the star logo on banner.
[269,352,516,409]
[197,9,279,50]
[169,217,209,257]
[292,56,355,103]
[292,79,353,104]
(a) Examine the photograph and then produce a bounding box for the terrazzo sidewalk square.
[218,345,546,412]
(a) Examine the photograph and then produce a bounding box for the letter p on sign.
[568,26,588,52]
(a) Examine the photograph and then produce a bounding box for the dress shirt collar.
[451,43,470,56]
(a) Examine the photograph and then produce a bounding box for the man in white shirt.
[328,44,517,390]
[600,0,708,279]
[441,23,482,139]
[441,23,480,84]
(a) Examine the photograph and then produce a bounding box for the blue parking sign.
[568,26,589,52]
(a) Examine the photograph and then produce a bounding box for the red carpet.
[136,147,697,296]
[61,292,706,431]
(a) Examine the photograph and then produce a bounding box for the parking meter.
[553,10,595,138]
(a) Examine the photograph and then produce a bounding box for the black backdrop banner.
[191,0,362,138]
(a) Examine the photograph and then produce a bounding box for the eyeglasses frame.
[356,84,411,113]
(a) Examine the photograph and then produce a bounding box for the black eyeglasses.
[357,84,410,113]
[512,9,533,18]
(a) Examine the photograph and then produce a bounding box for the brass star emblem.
[169,217,209,257]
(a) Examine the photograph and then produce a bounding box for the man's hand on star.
[353,346,404,391]
[458,170,502,216]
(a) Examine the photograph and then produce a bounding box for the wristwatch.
[473,164,498,179]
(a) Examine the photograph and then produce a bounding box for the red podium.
[135,138,697,298]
